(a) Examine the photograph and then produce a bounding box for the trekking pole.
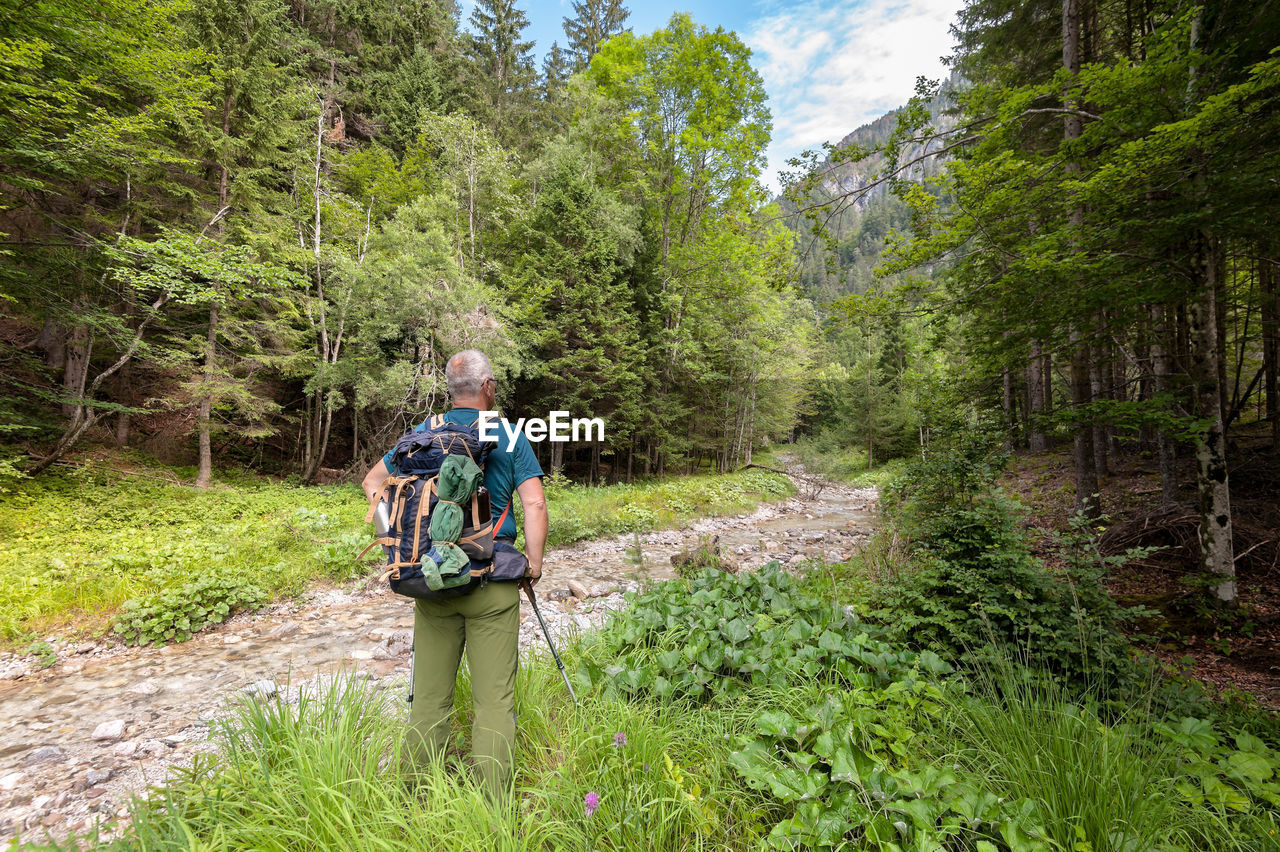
[520,580,577,705]
[407,644,414,707]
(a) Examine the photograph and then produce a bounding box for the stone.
[567,580,591,600]
[113,741,137,757]
[41,813,62,828]
[372,629,411,660]
[128,678,161,696]
[1,663,29,680]
[270,621,302,639]
[825,550,846,563]
[91,719,127,742]
[32,794,51,810]
[0,772,22,791]
[85,787,107,799]
[546,588,573,602]
[21,746,65,766]
[243,680,277,699]
[138,740,166,757]
[763,539,781,552]
[788,553,805,565]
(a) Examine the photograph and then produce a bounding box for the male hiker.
[361,349,547,797]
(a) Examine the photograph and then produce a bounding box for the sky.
[459,0,965,192]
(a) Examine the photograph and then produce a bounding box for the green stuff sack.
[422,542,472,591]
[428,455,483,543]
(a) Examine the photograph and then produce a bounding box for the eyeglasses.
[484,377,497,388]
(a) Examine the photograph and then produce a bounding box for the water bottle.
[373,501,392,536]
[373,501,395,564]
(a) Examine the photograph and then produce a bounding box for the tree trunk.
[1262,255,1279,452]
[1064,0,1097,516]
[62,321,91,419]
[195,303,217,489]
[1151,303,1178,502]
[114,360,131,447]
[1002,363,1016,445]
[37,320,65,371]
[1090,337,1108,478]
[1188,233,1236,603]
[1028,340,1049,451]
[1070,330,1100,517]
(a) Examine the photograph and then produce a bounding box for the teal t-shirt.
[382,407,543,540]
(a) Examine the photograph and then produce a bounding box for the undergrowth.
[34,566,1278,852]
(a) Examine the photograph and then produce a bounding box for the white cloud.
[745,0,962,192]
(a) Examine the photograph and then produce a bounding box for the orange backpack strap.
[493,502,512,538]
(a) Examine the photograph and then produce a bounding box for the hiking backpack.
[362,414,528,600]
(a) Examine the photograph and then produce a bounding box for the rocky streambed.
[0,474,877,847]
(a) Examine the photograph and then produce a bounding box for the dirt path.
[0,470,877,846]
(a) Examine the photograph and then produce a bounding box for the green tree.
[0,0,208,454]
[562,0,629,70]
[509,153,644,477]
[463,0,537,150]
[185,0,309,486]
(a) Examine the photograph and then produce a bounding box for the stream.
[0,470,877,846]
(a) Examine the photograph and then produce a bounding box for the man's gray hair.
[446,349,494,400]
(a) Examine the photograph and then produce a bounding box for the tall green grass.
[35,659,771,852]
[939,664,1267,852]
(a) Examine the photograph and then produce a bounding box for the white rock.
[85,769,112,786]
[91,720,126,741]
[244,680,277,699]
[0,771,23,790]
[113,741,138,757]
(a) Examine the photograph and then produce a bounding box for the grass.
[939,665,1249,852]
[776,438,908,489]
[0,466,368,644]
[538,467,793,547]
[0,453,792,647]
[32,659,772,852]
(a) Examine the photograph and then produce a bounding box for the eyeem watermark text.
[478,411,604,451]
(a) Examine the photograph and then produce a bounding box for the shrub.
[111,572,268,645]
[874,418,1140,683]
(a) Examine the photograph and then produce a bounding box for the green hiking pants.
[407,580,519,798]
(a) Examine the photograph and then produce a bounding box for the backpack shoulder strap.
[429,413,445,429]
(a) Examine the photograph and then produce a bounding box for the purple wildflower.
[613,732,627,748]
[584,791,600,817]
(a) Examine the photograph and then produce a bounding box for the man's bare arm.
[516,477,548,583]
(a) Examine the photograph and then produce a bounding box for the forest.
[1,0,809,487]
[3,0,1280,848]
